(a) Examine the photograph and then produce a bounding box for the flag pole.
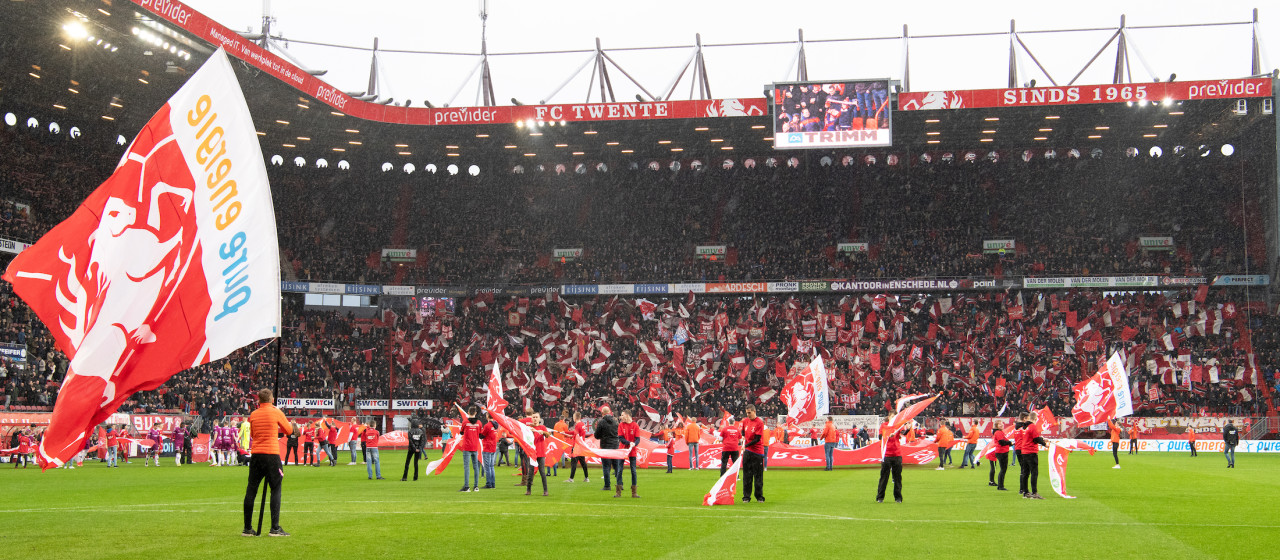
[256,335,284,536]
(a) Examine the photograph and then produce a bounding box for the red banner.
[131,1,766,126]
[899,79,1272,111]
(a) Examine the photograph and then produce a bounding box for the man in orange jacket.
[1107,420,1122,468]
[685,420,703,470]
[820,417,840,471]
[242,389,293,538]
[935,423,955,470]
[1128,423,1140,455]
[959,424,981,469]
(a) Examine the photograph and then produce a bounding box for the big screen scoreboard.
[772,79,893,149]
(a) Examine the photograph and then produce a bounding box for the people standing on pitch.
[212,421,227,466]
[1107,420,1122,469]
[1223,420,1238,468]
[719,416,742,476]
[363,421,383,480]
[684,418,702,471]
[460,407,483,492]
[522,412,553,497]
[988,421,1012,491]
[348,420,364,465]
[663,422,680,474]
[1009,420,1024,477]
[181,421,193,466]
[238,418,251,460]
[821,417,839,471]
[323,416,339,466]
[1187,427,1198,457]
[876,421,906,503]
[617,411,642,498]
[314,420,329,466]
[301,422,316,466]
[145,422,162,467]
[283,423,300,466]
[566,411,590,483]
[554,414,570,472]
[769,420,786,471]
[172,422,188,467]
[241,388,293,538]
[959,423,980,469]
[481,414,498,489]
[496,427,511,467]
[402,421,425,481]
[104,425,119,468]
[934,422,954,470]
[13,427,32,468]
[594,406,621,492]
[1128,423,1140,454]
[1016,413,1048,499]
[740,405,766,503]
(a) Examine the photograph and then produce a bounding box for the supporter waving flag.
[781,355,829,426]
[485,362,508,415]
[2,49,280,469]
[1071,352,1134,427]
[1046,440,1096,499]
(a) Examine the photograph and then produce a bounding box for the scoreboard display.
[772,79,892,149]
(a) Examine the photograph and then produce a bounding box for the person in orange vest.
[1187,426,1198,457]
[821,417,840,471]
[1107,420,1122,469]
[241,388,293,537]
[959,424,981,469]
[768,421,785,471]
[1127,423,1140,455]
[684,420,703,470]
[554,415,570,471]
[934,423,955,470]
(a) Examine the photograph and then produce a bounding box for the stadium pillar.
[901,25,910,93]
[1008,20,1017,89]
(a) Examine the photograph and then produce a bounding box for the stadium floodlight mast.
[238,0,328,78]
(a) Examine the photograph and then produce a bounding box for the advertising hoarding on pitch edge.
[772,79,892,149]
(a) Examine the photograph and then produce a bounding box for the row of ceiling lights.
[921,112,1188,144]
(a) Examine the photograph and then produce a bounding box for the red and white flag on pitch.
[703,454,743,506]
[485,362,508,415]
[887,393,938,431]
[1046,440,1096,499]
[2,50,280,469]
[572,439,635,460]
[425,436,462,475]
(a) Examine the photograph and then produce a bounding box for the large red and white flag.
[485,362,508,415]
[702,454,742,506]
[640,403,661,423]
[1071,352,1133,427]
[781,355,829,426]
[1046,440,1096,499]
[488,409,538,467]
[887,393,938,431]
[425,436,462,476]
[3,50,280,468]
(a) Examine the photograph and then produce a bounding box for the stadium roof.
[1,0,1275,172]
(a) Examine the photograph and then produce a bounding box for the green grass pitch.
[2,451,1273,559]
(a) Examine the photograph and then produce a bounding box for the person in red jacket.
[525,412,553,497]
[617,411,642,498]
[480,414,498,488]
[460,407,483,492]
[740,405,766,503]
[1016,412,1048,499]
[719,417,742,476]
[363,422,383,480]
[876,422,906,503]
[565,411,590,484]
[987,420,1013,491]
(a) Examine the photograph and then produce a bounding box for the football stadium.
[2,1,1280,558]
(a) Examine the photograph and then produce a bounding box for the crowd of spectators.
[0,124,1274,431]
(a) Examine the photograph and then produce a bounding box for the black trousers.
[876,456,903,501]
[403,449,421,480]
[302,442,315,464]
[1189,442,1198,456]
[524,457,547,493]
[1129,438,1138,454]
[284,441,299,465]
[990,452,1009,488]
[243,454,283,531]
[327,443,338,466]
[1112,441,1120,464]
[741,451,764,500]
[182,443,192,465]
[1019,452,1039,495]
[720,450,740,476]
[569,456,589,479]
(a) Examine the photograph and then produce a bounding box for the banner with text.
[899,79,1273,111]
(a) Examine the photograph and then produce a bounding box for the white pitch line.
[1,502,1276,529]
